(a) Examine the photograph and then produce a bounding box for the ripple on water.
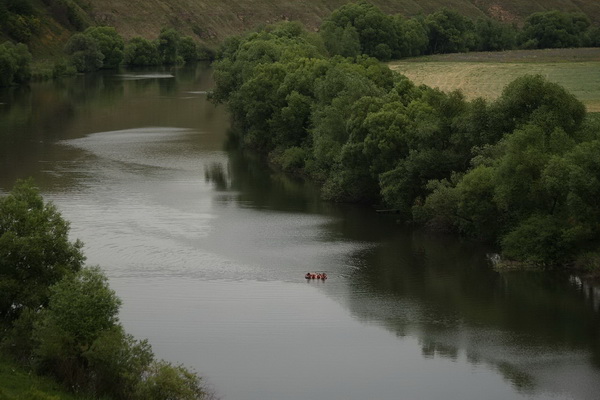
[116,73,174,80]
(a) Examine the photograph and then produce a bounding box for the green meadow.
[0,356,82,400]
[389,48,600,112]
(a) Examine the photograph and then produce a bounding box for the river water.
[1,64,600,400]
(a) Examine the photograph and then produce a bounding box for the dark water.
[1,65,600,400]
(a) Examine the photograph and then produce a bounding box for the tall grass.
[0,356,83,400]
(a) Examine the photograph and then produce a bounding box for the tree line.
[0,180,214,400]
[0,25,213,86]
[321,1,600,61]
[211,21,600,269]
[3,1,600,85]
[63,26,214,73]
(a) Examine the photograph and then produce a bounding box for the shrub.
[124,37,160,66]
[137,361,208,400]
[0,42,32,86]
[0,179,84,320]
[179,36,198,63]
[84,26,125,69]
[64,33,104,72]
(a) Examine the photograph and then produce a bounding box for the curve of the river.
[1,65,599,400]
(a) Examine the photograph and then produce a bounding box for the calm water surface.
[1,65,600,400]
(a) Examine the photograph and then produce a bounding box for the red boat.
[305,272,327,280]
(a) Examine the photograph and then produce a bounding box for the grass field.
[389,48,600,112]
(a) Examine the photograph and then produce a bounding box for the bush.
[179,36,198,63]
[0,42,32,87]
[0,179,84,320]
[124,37,160,66]
[84,26,125,69]
[158,28,181,65]
[137,361,209,400]
[277,147,307,172]
[64,33,104,72]
[501,214,574,266]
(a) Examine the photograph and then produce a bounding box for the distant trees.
[212,21,600,268]
[64,32,104,72]
[61,26,210,70]
[124,36,160,66]
[520,11,592,49]
[320,1,428,60]
[157,27,181,64]
[0,180,213,399]
[85,26,125,69]
[320,4,600,61]
[0,41,31,86]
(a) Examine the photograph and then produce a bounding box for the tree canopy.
[0,179,84,320]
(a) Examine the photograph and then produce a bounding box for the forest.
[210,4,600,269]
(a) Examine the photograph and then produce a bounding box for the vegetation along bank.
[210,7,600,271]
[0,180,215,399]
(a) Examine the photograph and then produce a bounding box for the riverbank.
[0,356,82,400]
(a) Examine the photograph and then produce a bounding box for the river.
[1,64,599,400]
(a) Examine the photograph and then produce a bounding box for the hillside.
[4,0,600,58]
[88,0,600,43]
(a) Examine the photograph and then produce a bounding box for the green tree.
[491,74,586,136]
[179,36,198,63]
[0,42,31,86]
[520,11,591,49]
[84,26,124,69]
[64,32,104,72]
[320,22,361,57]
[84,326,154,399]
[0,179,84,320]
[158,28,181,65]
[124,37,160,66]
[33,266,121,387]
[136,360,209,400]
[474,17,517,51]
[424,8,477,54]
[320,1,399,60]
[394,16,429,57]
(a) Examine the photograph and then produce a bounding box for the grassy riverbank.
[390,48,600,111]
[0,356,82,400]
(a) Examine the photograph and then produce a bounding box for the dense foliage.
[0,0,40,42]
[63,27,207,71]
[320,2,598,60]
[0,41,31,86]
[0,180,212,399]
[212,21,600,267]
[0,179,84,319]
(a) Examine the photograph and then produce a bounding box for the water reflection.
[337,228,600,395]
[202,130,600,396]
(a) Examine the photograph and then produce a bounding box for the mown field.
[389,48,600,112]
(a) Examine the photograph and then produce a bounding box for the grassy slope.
[0,356,82,400]
[389,48,600,111]
[86,0,600,43]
